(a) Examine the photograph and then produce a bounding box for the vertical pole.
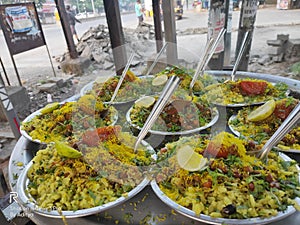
[0,73,21,139]
[45,45,57,77]
[162,0,178,66]
[223,0,233,67]
[235,0,258,71]
[152,0,163,52]
[91,0,96,14]
[103,0,127,75]
[0,57,10,86]
[54,0,78,59]
[32,2,56,77]
[10,55,22,86]
[207,0,226,70]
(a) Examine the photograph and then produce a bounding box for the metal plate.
[206,71,300,88]
[80,75,155,107]
[126,102,219,136]
[16,140,155,218]
[151,153,300,225]
[205,71,293,108]
[19,101,118,144]
[228,115,300,154]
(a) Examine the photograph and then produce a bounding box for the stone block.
[286,39,300,58]
[267,46,284,55]
[47,77,64,88]
[277,34,289,43]
[272,53,284,62]
[60,56,91,76]
[37,83,57,92]
[267,39,282,47]
[81,45,92,58]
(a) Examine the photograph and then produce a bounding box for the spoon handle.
[258,102,300,160]
[190,28,226,90]
[190,38,214,90]
[145,43,168,77]
[134,76,180,152]
[110,53,135,104]
[231,31,250,81]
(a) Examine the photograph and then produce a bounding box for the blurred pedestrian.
[66,5,81,42]
[135,0,144,26]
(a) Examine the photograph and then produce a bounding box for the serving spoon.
[180,101,300,171]
[252,101,300,160]
[190,28,226,91]
[144,43,168,77]
[133,76,181,152]
[226,31,250,83]
[109,53,135,104]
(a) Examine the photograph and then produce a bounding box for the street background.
[0,4,300,87]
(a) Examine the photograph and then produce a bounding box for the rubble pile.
[248,34,300,80]
[72,24,157,71]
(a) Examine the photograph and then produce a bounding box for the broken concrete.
[37,83,57,92]
[60,55,91,75]
[266,34,300,63]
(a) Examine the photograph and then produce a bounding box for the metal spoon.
[255,101,300,160]
[190,28,226,91]
[144,43,168,77]
[133,76,181,152]
[229,31,250,82]
[109,53,135,104]
[192,101,300,170]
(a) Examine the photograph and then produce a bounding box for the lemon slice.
[152,75,168,86]
[135,96,156,108]
[247,99,276,122]
[40,102,60,114]
[55,141,83,158]
[176,145,207,171]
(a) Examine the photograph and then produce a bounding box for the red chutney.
[239,80,268,96]
[82,125,122,146]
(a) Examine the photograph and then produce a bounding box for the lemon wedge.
[55,141,83,158]
[40,102,59,114]
[176,145,207,171]
[152,75,168,86]
[247,99,276,122]
[135,96,156,108]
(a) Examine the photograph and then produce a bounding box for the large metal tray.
[151,152,300,225]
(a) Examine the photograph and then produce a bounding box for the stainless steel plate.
[16,140,155,218]
[20,101,118,144]
[80,75,155,106]
[151,152,300,225]
[205,71,292,108]
[126,103,219,136]
[228,115,300,154]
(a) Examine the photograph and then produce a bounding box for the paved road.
[0,5,300,86]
